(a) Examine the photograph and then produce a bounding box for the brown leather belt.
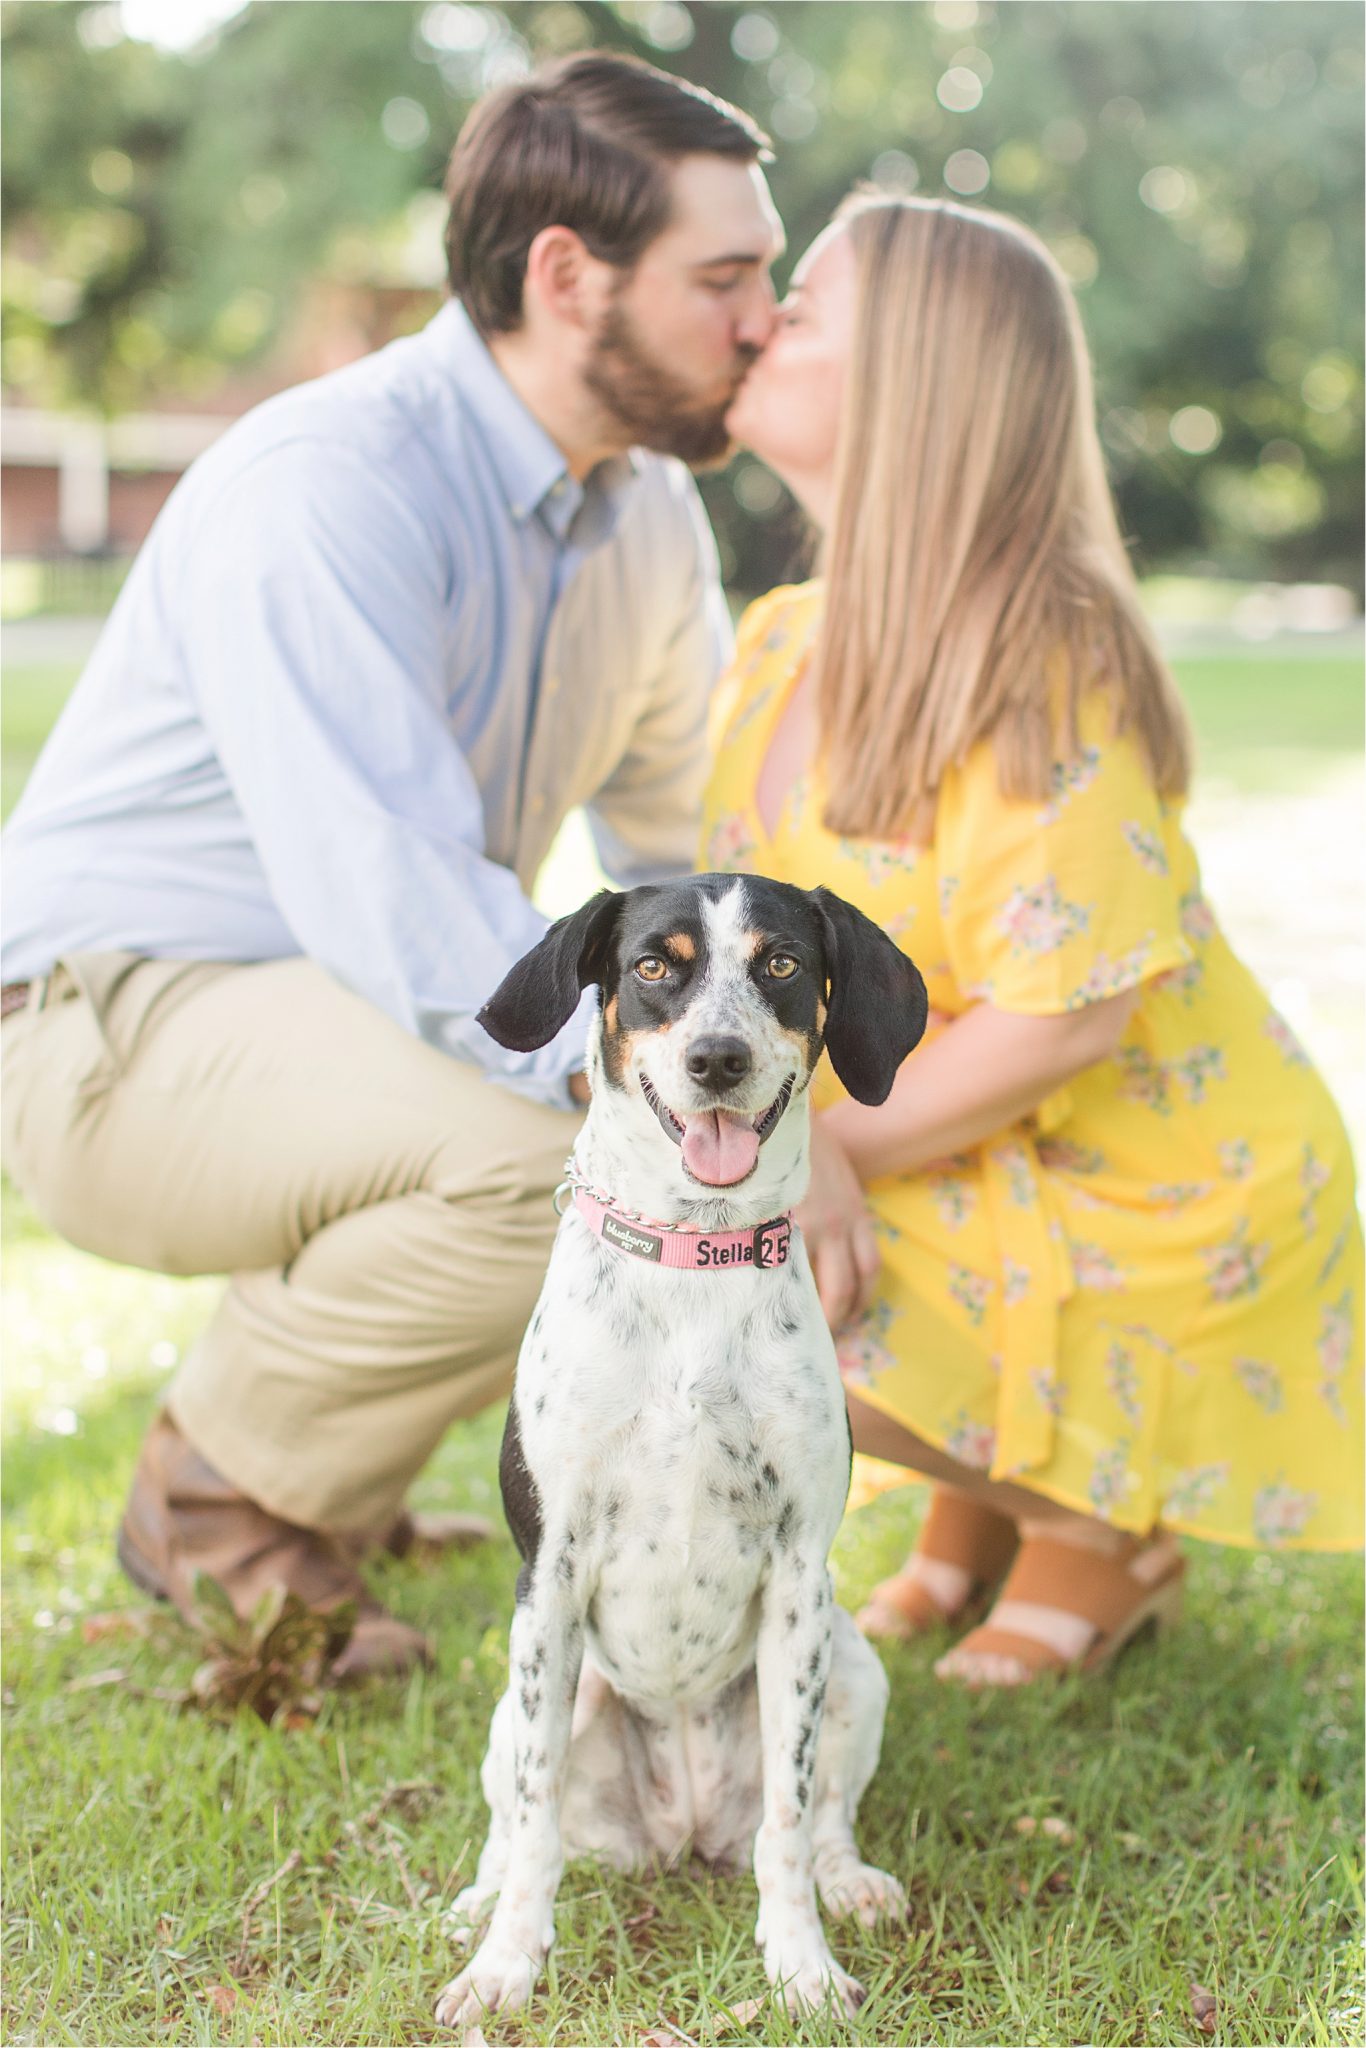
[1,981,32,1020]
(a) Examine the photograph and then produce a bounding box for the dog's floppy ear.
[478,889,622,1053]
[811,886,929,1105]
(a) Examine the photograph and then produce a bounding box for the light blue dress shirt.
[2,301,731,1106]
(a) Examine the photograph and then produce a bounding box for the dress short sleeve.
[935,688,1194,1015]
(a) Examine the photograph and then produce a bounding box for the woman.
[703,194,1363,1687]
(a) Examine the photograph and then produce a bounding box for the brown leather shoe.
[117,1411,433,1679]
[377,1506,496,1560]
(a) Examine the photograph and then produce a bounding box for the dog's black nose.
[685,1036,752,1091]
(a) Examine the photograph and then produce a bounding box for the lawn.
[2,643,1363,2045]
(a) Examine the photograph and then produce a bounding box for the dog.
[434,872,928,2031]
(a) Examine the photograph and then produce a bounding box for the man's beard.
[584,293,759,469]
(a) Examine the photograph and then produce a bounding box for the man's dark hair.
[444,51,773,336]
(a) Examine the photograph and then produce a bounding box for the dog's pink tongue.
[681,1108,760,1186]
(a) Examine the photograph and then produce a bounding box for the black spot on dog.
[775,1500,796,1549]
[784,1608,798,1631]
[499,1399,542,1591]
[761,1462,780,1490]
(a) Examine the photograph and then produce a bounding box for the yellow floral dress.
[701,582,1363,1551]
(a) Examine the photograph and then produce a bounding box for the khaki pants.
[0,954,580,1533]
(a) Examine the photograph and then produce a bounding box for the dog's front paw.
[443,1881,500,1949]
[761,1932,865,2018]
[818,1858,908,1928]
[434,1936,541,2032]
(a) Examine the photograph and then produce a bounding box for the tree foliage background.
[2,0,1362,595]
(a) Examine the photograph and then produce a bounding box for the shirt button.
[530,793,546,817]
[545,676,560,698]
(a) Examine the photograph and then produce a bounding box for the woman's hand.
[796,1114,881,1333]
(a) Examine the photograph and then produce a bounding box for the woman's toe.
[934,1644,1032,1686]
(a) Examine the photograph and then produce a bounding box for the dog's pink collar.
[571,1186,793,1272]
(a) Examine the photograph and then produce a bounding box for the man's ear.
[478,890,622,1053]
[523,223,597,331]
[810,886,929,1105]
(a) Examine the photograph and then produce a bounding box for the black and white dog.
[434,873,927,2031]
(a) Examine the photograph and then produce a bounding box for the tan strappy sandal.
[856,1487,1021,1641]
[935,1531,1186,1685]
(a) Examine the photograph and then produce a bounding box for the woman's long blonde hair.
[814,193,1192,840]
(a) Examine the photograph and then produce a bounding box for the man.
[1,53,783,1676]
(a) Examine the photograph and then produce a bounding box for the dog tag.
[752,1218,792,1269]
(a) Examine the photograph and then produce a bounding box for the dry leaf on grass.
[710,1996,767,2033]
[82,1609,157,1644]
[200,1985,238,2017]
[64,1667,130,1693]
[1190,1982,1218,2033]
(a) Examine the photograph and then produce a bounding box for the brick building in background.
[1,278,438,563]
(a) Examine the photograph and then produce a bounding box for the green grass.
[3,641,1364,2043]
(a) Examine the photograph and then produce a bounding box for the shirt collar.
[425,299,640,547]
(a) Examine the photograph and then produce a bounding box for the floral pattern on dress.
[726,681,778,744]
[938,874,961,918]
[882,906,918,943]
[1164,1462,1232,1520]
[1147,1181,1214,1210]
[1218,1139,1254,1181]
[1263,1008,1310,1068]
[948,1265,991,1327]
[1252,1480,1318,1546]
[835,1298,901,1391]
[928,1170,976,1231]
[1114,1045,1172,1116]
[1071,1242,1126,1292]
[836,836,916,887]
[1029,1365,1065,1415]
[1201,1220,1270,1303]
[943,1410,996,1470]
[703,811,758,872]
[1317,1292,1353,1423]
[1088,1441,1132,1514]
[1318,1220,1349,1286]
[1041,745,1102,822]
[1233,1356,1285,1414]
[996,1142,1037,1208]
[1299,1143,1331,1236]
[996,876,1091,956]
[1067,939,1158,1007]
[1179,889,1217,943]
[1002,1257,1032,1305]
[1170,1044,1227,1105]
[1121,1321,1197,1379]
[1122,821,1170,875]
[1152,957,1205,1005]
[1104,1340,1142,1423]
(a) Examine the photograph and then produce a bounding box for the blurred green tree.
[2,0,1361,592]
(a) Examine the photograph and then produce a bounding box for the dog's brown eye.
[767,955,799,980]
[635,957,669,983]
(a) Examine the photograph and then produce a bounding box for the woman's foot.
[857,1486,1019,1640]
[934,1517,1184,1686]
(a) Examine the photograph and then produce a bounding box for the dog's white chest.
[515,1218,848,1705]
